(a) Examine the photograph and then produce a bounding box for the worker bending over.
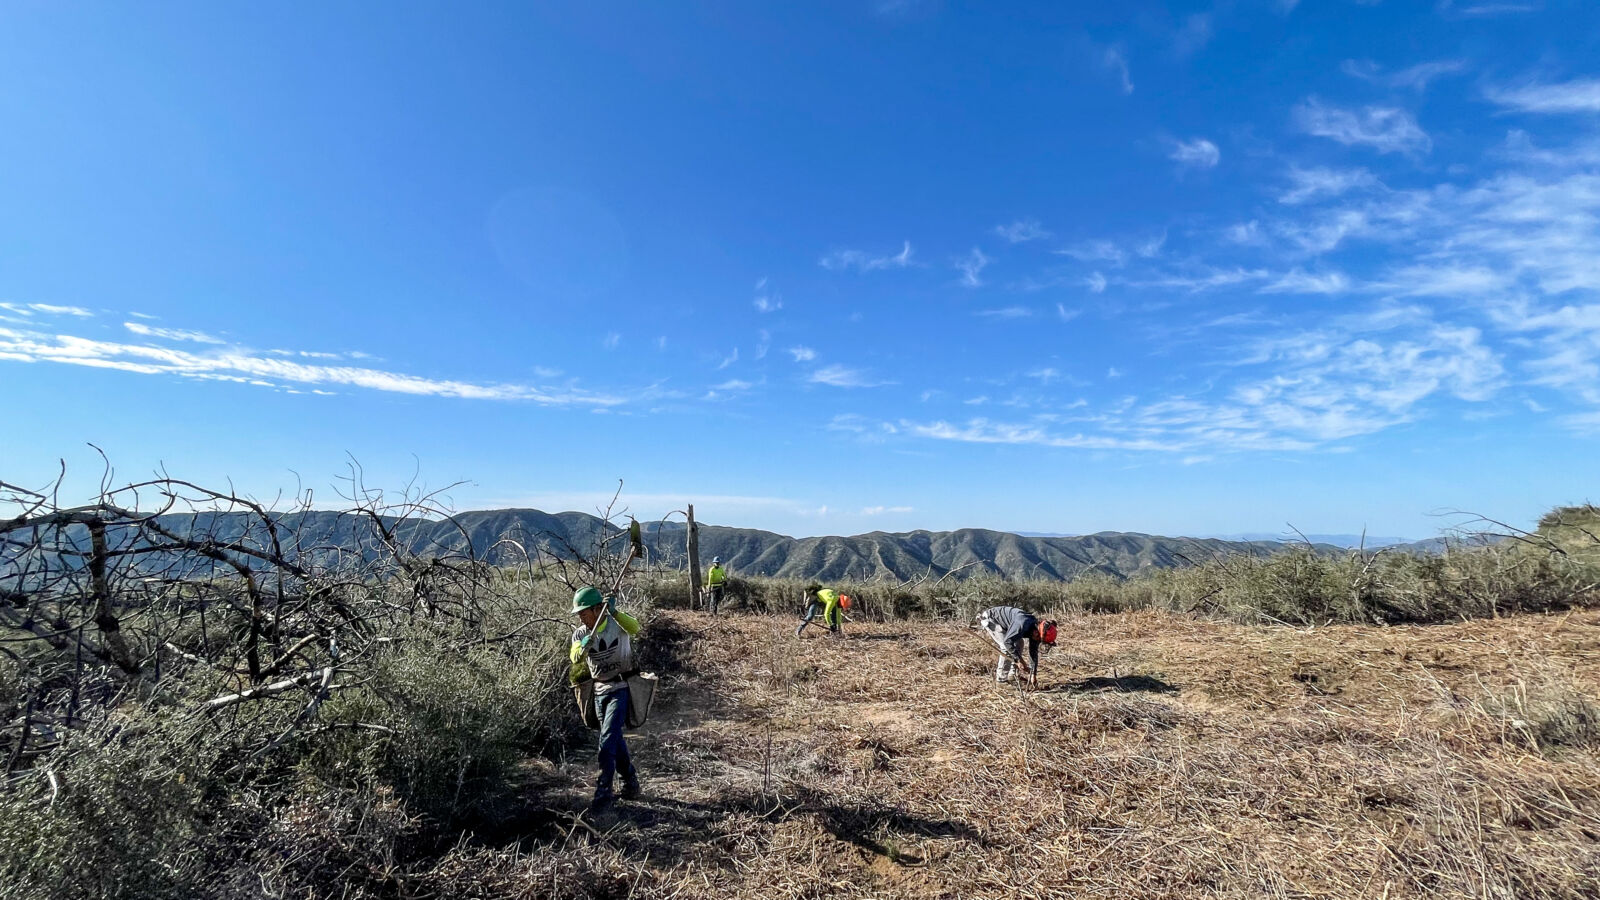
[796,583,848,636]
[569,586,643,811]
[976,605,1058,687]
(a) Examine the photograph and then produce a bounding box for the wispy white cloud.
[703,378,754,401]
[753,277,783,313]
[1057,303,1083,321]
[1098,44,1134,95]
[0,325,625,406]
[1294,98,1431,154]
[1173,13,1213,57]
[1261,269,1352,294]
[809,364,891,388]
[1136,232,1167,258]
[34,303,94,317]
[1135,327,1502,449]
[1436,0,1540,17]
[1057,240,1127,265]
[885,305,1506,454]
[955,247,990,287]
[1527,344,1600,403]
[994,219,1050,243]
[1135,267,1270,292]
[819,241,914,272]
[1085,272,1108,293]
[788,346,817,362]
[903,418,1180,452]
[828,413,900,439]
[0,302,95,318]
[1056,235,1163,268]
[1225,221,1264,245]
[1341,58,1466,92]
[603,332,621,350]
[1279,165,1380,204]
[1170,137,1221,169]
[1487,77,1600,114]
[860,505,914,516]
[124,321,226,344]
[717,348,739,370]
[1375,264,1512,297]
[1489,300,1600,406]
[977,306,1030,319]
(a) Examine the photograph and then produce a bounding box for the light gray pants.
[976,611,1017,682]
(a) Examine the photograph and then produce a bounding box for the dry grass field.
[504,608,1600,899]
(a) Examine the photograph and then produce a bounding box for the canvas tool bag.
[572,678,600,730]
[572,672,660,730]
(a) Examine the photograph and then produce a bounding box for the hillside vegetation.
[1,472,1596,898]
[122,506,1340,582]
[657,505,1599,627]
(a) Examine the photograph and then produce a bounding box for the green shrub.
[316,632,568,824]
[0,705,246,900]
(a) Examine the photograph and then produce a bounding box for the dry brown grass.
[497,608,1600,899]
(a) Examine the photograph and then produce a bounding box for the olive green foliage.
[0,581,590,900]
[645,509,1600,627]
[0,710,225,899]
[316,624,571,824]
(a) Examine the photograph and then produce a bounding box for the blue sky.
[3,1,1598,539]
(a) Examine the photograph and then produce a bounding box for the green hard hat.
[571,586,605,614]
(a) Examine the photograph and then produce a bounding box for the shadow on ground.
[582,787,985,868]
[1041,674,1179,695]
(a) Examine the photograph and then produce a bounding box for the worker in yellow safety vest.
[705,556,727,615]
[796,583,849,636]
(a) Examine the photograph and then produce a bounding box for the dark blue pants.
[796,601,838,635]
[595,686,637,802]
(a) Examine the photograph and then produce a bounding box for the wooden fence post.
[687,503,701,609]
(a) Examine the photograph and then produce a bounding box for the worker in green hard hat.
[569,585,643,812]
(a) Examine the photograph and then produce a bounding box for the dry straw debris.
[530,608,1600,899]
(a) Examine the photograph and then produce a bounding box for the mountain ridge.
[118,507,1403,583]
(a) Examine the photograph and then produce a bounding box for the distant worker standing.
[976,605,1058,687]
[705,556,728,615]
[796,583,849,636]
[569,586,643,812]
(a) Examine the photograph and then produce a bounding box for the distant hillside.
[118,507,1350,583]
[1208,532,1416,549]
